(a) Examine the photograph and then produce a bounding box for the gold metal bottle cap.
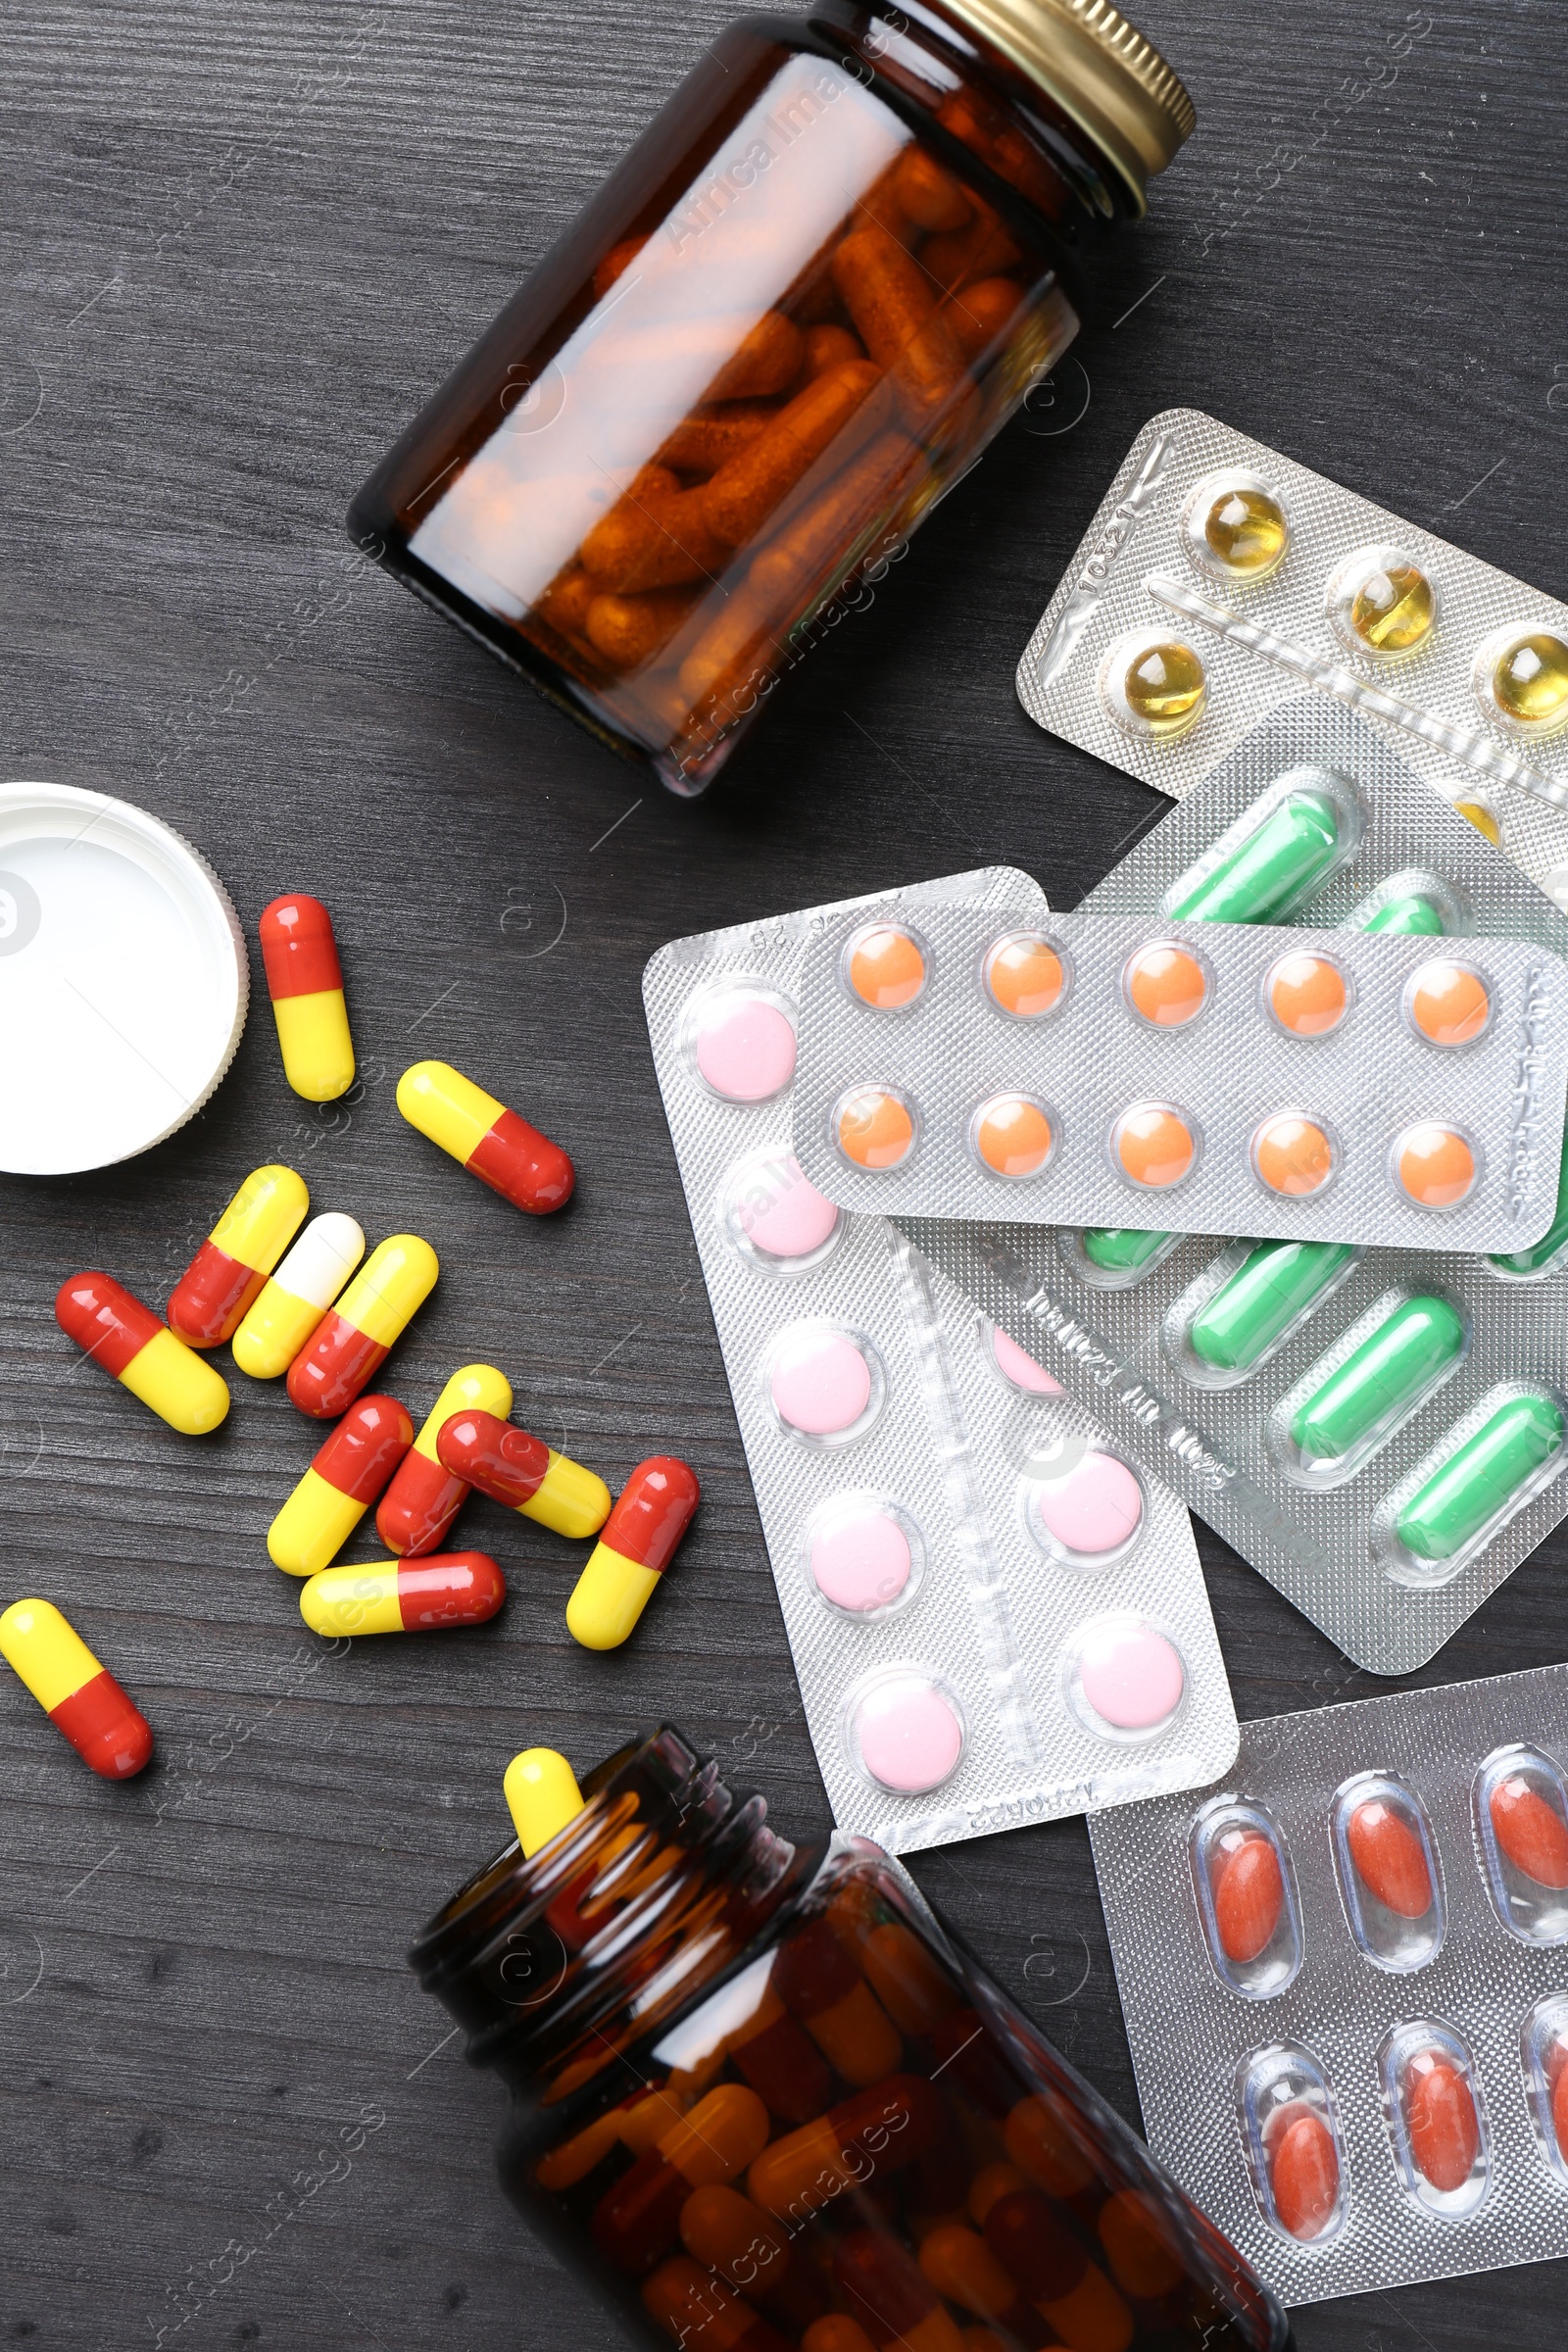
[941,0,1196,213]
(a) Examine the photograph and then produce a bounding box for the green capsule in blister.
[1362,893,1446,937]
[1189,1240,1359,1374]
[1080,1227,1172,1277]
[1490,1127,1568,1278]
[1397,1393,1566,1561]
[1291,1295,1467,1470]
[1167,788,1342,924]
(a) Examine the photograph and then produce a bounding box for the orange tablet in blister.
[1252,1115,1336,1199]
[1113,1104,1197,1190]
[971,1096,1054,1178]
[984,933,1066,1019]
[1123,944,1209,1029]
[1405,959,1491,1047]
[1266,952,1349,1038]
[836,1088,916,1170]
[1394,1122,1477,1208]
[847,925,927,1009]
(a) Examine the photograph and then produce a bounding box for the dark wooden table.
[3,1,1563,2343]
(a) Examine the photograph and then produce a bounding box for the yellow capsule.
[565,1458,700,1651]
[56,1271,230,1434]
[566,1551,663,1651]
[211,1164,310,1271]
[398,1061,503,1164]
[1122,640,1205,734]
[529,1452,613,1539]
[270,1467,369,1577]
[1350,562,1435,653]
[1203,485,1288,575]
[121,1327,231,1434]
[233,1212,365,1379]
[298,1550,506,1637]
[412,1365,514,1468]
[260,896,356,1102]
[338,1235,440,1351]
[268,1395,415,1576]
[504,1747,585,1856]
[1455,798,1501,846]
[1,1596,105,1714]
[1491,631,1568,729]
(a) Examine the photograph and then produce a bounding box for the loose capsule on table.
[259,894,356,1102]
[286,1233,439,1417]
[167,1163,310,1348]
[375,1363,513,1557]
[298,1551,506,1636]
[268,1395,415,1576]
[56,1271,230,1435]
[231,1211,365,1378]
[504,1747,585,1857]
[436,1407,611,1540]
[566,1456,699,1649]
[398,1059,574,1215]
[0,1596,153,1779]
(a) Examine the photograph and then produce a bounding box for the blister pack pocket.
[644,869,1239,1853]
[900,707,1568,1674]
[1089,1664,1568,2306]
[789,892,1567,1253]
[1017,406,1568,907]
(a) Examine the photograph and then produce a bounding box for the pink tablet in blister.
[1031,1449,1145,1559]
[852,1672,965,1793]
[694,988,798,1102]
[727,1150,842,1266]
[808,1507,913,1613]
[1071,1618,1186,1737]
[770,1326,874,1438]
[991,1324,1063,1396]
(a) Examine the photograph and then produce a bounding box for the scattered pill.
[1198,482,1288,577]
[376,1363,513,1557]
[971,1095,1054,1177]
[1347,558,1435,655]
[1213,1835,1285,1964]
[1112,1104,1197,1190]
[231,1211,365,1378]
[1079,1226,1171,1277]
[836,1088,916,1171]
[1268,2109,1340,2241]
[286,1234,439,1419]
[399,1059,574,1215]
[1291,1295,1465,1468]
[0,1596,153,1779]
[1073,1621,1184,1734]
[769,1326,873,1438]
[504,1746,585,1857]
[1252,1114,1336,1200]
[1394,1123,1477,1210]
[990,1326,1061,1395]
[692,989,797,1101]
[852,1674,964,1793]
[167,1163,310,1348]
[1363,892,1446,937]
[1405,959,1491,1047]
[1397,1392,1565,1561]
[437,1409,612,1539]
[1404,2052,1480,2192]
[730,1152,842,1265]
[1167,788,1341,924]
[259,894,356,1102]
[1189,1239,1357,1373]
[268,1394,415,1576]
[847,925,926,1009]
[1486,630,1568,730]
[56,1270,229,1435]
[298,1550,506,1636]
[567,1456,700,1649]
[1030,1449,1143,1558]
[984,933,1066,1019]
[1346,1798,1432,1917]
[1266,951,1349,1037]
[808,1508,912,1613]
[1490,1774,1568,1887]
[1123,944,1208,1028]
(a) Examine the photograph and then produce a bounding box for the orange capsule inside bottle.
[592,2082,770,2274]
[770,1916,902,2085]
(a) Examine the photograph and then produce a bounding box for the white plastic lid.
[0,781,248,1174]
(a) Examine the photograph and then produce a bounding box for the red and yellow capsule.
[566,1456,700,1650]
[167,1164,310,1348]
[436,1406,612,1541]
[298,1550,505,1636]
[398,1059,574,1215]
[504,1746,585,1857]
[0,1597,153,1779]
[56,1271,229,1435]
[268,1395,415,1576]
[375,1364,513,1556]
[232,1211,365,1378]
[286,1234,439,1418]
[259,894,356,1102]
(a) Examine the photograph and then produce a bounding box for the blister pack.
[787,887,1567,1253]
[1088,1663,1568,2305]
[901,706,1568,1674]
[643,870,1239,1854]
[1016,407,1568,906]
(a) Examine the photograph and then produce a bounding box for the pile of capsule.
[0,894,699,1782]
[1193,1750,1568,2244]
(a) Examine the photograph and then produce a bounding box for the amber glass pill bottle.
[350,3,1193,794]
[409,1727,1289,2352]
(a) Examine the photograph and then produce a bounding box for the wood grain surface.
[2,1,1564,2344]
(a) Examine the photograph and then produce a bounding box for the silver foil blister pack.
[901,708,1568,1674]
[1016,408,1568,906]
[643,870,1238,1854]
[1088,1664,1568,2305]
[788,892,1567,1253]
